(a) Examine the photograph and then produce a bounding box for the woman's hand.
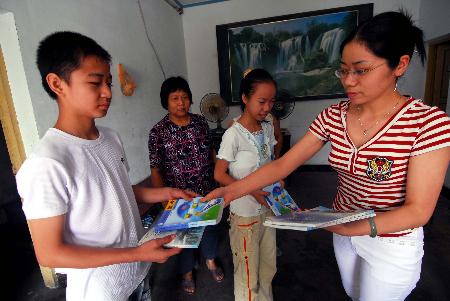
[201,187,231,205]
[202,186,270,208]
[324,217,375,237]
[324,224,350,236]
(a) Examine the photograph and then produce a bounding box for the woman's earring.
[394,81,398,92]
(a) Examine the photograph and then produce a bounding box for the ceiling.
[173,0,229,8]
[163,0,229,14]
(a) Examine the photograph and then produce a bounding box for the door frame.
[424,33,450,108]
[0,47,26,173]
[0,9,59,288]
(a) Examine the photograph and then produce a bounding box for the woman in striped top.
[204,11,450,301]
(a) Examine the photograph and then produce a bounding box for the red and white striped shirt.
[310,97,450,213]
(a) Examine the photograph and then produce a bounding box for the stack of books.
[264,205,375,231]
[139,226,206,249]
[139,197,224,248]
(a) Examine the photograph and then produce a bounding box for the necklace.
[252,129,269,159]
[356,100,400,136]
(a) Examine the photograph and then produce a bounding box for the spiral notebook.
[263,206,375,231]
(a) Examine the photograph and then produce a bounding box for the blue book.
[263,182,300,216]
[154,197,224,231]
[138,227,206,249]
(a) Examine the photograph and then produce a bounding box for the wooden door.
[424,36,450,111]
[432,43,450,110]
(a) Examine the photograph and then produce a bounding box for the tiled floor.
[6,171,450,300]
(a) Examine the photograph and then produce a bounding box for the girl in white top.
[215,69,277,301]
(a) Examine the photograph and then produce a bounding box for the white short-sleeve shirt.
[16,126,150,301]
[217,117,277,217]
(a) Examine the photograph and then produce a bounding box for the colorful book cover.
[263,182,300,216]
[138,227,205,248]
[154,197,224,232]
[263,206,375,231]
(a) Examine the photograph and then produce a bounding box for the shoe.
[207,266,224,283]
[181,277,195,295]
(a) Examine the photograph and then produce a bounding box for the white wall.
[0,0,187,183]
[182,0,422,164]
[419,0,450,41]
[418,0,450,188]
[1,0,443,180]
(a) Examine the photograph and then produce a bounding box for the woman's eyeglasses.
[334,62,386,79]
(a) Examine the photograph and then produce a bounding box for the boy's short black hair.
[159,76,193,110]
[37,31,111,99]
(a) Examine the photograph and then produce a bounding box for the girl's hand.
[250,189,270,208]
[279,180,286,189]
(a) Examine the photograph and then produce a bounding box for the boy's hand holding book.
[166,188,198,201]
[136,234,181,263]
[160,188,197,208]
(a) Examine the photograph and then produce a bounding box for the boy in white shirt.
[16,31,193,301]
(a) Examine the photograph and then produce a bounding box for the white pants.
[333,228,424,301]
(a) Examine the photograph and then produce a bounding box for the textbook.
[263,206,375,231]
[138,226,205,248]
[263,182,300,216]
[154,197,224,232]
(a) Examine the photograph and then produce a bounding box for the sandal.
[181,278,195,295]
[208,266,224,283]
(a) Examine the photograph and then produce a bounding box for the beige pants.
[229,212,276,301]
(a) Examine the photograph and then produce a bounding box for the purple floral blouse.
[148,113,217,195]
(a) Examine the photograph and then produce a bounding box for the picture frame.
[216,4,373,105]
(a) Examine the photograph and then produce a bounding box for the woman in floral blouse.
[148,76,224,294]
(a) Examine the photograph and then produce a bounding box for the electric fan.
[200,93,229,134]
[271,89,295,120]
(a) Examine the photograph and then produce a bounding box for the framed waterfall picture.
[216,4,373,104]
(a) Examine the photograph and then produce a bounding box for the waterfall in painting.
[234,43,265,69]
[276,35,311,72]
[319,28,345,63]
[234,27,344,73]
